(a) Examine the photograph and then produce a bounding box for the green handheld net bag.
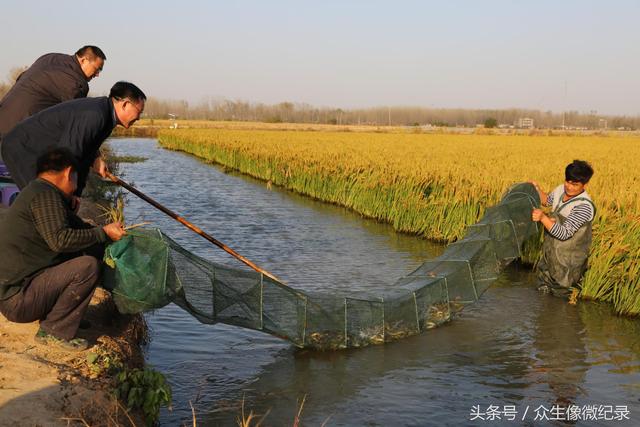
[103,228,181,314]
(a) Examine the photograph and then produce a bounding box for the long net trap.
[103,182,540,350]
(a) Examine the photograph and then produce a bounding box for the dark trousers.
[0,256,100,340]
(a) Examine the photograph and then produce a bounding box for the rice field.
[157,128,640,315]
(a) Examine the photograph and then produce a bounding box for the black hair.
[565,160,594,184]
[75,45,107,61]
[109,81,147,103]
[36,148,79,175]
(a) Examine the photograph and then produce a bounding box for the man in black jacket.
[0,46,106,140]
[1,81,146,195]
[0,148,125,350]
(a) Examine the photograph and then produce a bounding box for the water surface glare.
[109,139,640,426]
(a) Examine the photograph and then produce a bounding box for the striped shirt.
[545,191,595,241]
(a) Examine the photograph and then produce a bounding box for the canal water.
[109,138,640,426]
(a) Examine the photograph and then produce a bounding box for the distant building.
[599,119,608,129]
[516,117,534,129]
[168,113,178,129]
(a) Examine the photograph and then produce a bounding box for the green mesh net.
[103,182,540,350]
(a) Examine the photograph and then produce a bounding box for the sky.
[1,0,638,115]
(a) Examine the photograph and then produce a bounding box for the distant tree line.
[1,68,638,129]
[142,98,640,130]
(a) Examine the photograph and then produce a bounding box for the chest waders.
[537,196,595,295]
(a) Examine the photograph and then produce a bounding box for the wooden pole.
[106,172,284,284]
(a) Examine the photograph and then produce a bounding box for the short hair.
[36,148,79,175]
[109,81,147,103]
[565,160,594,184]
[75,45,107,61]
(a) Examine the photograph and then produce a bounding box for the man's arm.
[31,190,108,252]
[532,203,594,240]
[532,208,556,232]
[547,204,594,241]
[71,107,110,195]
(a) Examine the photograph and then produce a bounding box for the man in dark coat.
[0,45,106,140]
[0,81,146,196]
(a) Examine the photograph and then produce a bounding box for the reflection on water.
[109,139,640,426]
[533,290,588,410]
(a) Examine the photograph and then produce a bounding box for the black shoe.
[79,319,92,329]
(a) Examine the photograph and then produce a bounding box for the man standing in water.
[530,160,596,302]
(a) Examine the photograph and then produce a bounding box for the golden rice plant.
[158,128,640,316]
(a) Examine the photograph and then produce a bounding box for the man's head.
[36,148,79,197]
[564,160,594,197]
[75,45,106,81]
[110,81,147,129]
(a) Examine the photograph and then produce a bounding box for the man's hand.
[532,208,545,222]
[93,157,108,178]
[528,180,541,191]
[103,222,126,241]
[532,208,556,232]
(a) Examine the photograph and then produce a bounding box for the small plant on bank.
[115,367,172,426]
[85,346,124,378]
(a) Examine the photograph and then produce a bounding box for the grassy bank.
[157,128,640,316]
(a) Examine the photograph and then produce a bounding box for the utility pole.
[388,106,391,126]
